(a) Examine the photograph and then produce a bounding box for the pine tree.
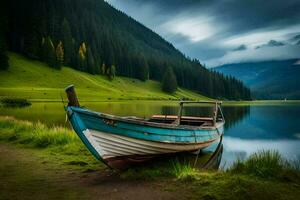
[23,13,41,59]
[109,65,116,80]
[0,32,9,70]
[101,63,106,75]
[40,37,48,61]
[55,41,64,69]
[162,66,177,93]
[78,42,87,71]
[61,18,72,65]
[81,42,87,55]
[0,6,9,70]
[42,36,57,69]
[69,38,77,68]
[24,31,40,59]
[86,47,95,74]
[93,54,102,74]
[137,55,149,81]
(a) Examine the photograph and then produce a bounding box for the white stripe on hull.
[83,129,218,159]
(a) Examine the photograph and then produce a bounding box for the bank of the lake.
[1,116,300,200]
[1,100,300,165]
[223,100,300,106]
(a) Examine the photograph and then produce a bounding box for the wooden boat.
[65,85,225,169]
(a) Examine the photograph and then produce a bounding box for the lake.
[1,101,300,168]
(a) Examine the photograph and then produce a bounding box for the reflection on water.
[0,102,250,127]
[1,101,300,169]
[222,106,250,129]
[160,105,250,129]
[221,105,300,168]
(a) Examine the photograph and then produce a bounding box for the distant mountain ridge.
[215,59,300,99]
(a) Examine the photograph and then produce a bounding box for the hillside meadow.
[0,53,210,102]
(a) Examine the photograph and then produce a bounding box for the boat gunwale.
[68,106,225,131]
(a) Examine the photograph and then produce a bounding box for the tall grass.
[0,116,78,148]
[229,150,300,179]
[171,159,199,180]
[0,116,104,172]
[121,158,199,180]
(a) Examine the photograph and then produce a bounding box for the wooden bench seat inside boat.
[149,115,214,126]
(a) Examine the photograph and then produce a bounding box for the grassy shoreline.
[223,100,300,106]
[1,116,300,199]
[0,116,103,172]
[1,98,300,107]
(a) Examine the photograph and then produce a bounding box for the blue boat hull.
[67,106,224,168]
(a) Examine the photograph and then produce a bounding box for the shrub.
[0,98,31,107]
[171,159,198,180]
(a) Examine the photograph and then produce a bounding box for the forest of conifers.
[1,0,251,100]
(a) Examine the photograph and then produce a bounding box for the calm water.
[1,101,300,168]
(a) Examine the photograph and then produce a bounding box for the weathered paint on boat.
[67,106,224,168]
[65,85,225,169]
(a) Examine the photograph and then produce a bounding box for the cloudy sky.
[105,0,300,67]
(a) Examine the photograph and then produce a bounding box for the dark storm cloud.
[113,0,300,33]
[212,0,300,33]
[106,0,300,66]
[233,45,247,51]
[256,40,285,49]
[113,0,215,12]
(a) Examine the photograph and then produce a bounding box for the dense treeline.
[4,0,250,100]
[162,67,177,93]
[0,2,9,70]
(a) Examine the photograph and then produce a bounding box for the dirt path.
[0,144,178,200]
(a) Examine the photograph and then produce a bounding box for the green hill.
[3,0,250,100]
[0,53,210,101]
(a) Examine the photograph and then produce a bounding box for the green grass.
[163,150,300,200]
[0,116,77,147]
[0,116,103,171]
[0,53,210,101]
[229,150,300,180]
[1,116,300,200]
[171,159,199,180]
[223,100,300,106]
[1,116,299,179]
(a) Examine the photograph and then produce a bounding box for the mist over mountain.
[216,60,300,99]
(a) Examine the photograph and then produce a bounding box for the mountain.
[216,60,300,99]
[2,0,250,100]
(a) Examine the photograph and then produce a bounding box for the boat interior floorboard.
[148,115,214,126]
